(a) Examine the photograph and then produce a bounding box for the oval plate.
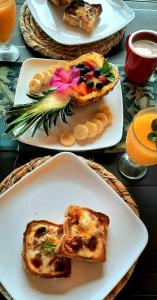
[27,0,135,45]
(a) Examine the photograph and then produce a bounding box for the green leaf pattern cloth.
[0,63,20,114]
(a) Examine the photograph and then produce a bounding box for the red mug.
[125,30,157,83]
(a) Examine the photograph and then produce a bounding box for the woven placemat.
[0,156,139,300]
[19,2,125,60]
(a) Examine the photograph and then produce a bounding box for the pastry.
[57,205,110,262]
[22,220,71,278]
[63,0,102,33]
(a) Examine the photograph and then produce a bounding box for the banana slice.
[47,65,56,74]
[29,79,41,93]
[104,110,113,125]
[99,103,110,112]
[92,119,104,135]
[56,61,69,70]
[33,72,45,84]
[74,124,89,141]
[95,113,108,127]
[60,132,75,146]
[99,103,113,125]
[85,121,98,138]
[42,71,52,84]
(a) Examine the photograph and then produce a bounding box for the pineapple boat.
[5,52,119,138]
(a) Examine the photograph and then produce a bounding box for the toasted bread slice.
[49,0,72,6]
[63,0,102,33]
[57,206,109,262]
[22,220,71,278]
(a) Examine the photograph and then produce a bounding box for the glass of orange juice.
[118,107,157,179]
[0,0,19,61]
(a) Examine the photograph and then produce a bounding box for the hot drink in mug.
[125,30,157,83]
[133,40,157,56]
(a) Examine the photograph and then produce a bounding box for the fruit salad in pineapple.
[5,52,119,139]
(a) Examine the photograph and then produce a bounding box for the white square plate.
[0,152,148,300]
[27,0,135,45]
[14,58,123,151]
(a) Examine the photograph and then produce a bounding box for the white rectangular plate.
[0,152,148,300]
[14,58,123,151]
[27,0,135,45]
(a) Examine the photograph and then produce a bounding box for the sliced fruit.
[29,79,41,93]
[71,66,119,106]
[73,124,88,140]
[69,52,104,69]
[95,112,108,127]
[47,66,56,74]
[56,61,70,70]
[77,82,88,96]
[98,75,109,85]
[28,53,119,107]
[92,119,104,134]
[85,121,98,138]
[84,60,96,69]
[42,71,52,85]
[33,72,45,83]
[85,71,94,79]
[103,108,112,115]
[99,103,110,112]
[104,110,113,125]
[60,132,75,146]
[98,103,113,125]
[100,103,112,120]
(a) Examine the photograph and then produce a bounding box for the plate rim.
[26,0,135,46]
[14,58,123,151]
[0,152,148,300]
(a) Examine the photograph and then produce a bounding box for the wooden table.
[0,1,157,299]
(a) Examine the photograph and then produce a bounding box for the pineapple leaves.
[53,112,59,127]
[31,113,48,138]
[4,93,74,138]
[43,115,50,136]
[26,94,45,101]
[26,88,56,101]
[48,112,53,129]
[60,102,74,124]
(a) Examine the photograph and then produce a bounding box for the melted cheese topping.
[67,208,108,260]
[76,4,96,20]
[71,210,98,238]
[78,246,93,258]
[26,224,61,274]
[78,236,104,259]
